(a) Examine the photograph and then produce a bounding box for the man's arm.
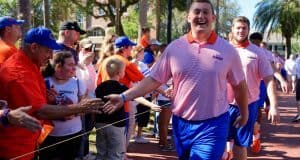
[263,75,280,124]
[232,80,249,127]
[134,97,161,112]
[35,98,104,120]
[272,62,288,93]
[0,106,42,132]
[103,77,162,114]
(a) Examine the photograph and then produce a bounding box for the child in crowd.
[95,57,128,160]
[134,51,156,143]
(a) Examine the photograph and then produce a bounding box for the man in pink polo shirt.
[104,1,248,159]
[228,16,280,160]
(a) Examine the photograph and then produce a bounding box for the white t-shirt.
[284,59,296,75]
[76,64,96,98]
[295,57,300,77]
[137,61,151,98]
[45,77,87,136]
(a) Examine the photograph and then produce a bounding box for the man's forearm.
[35,104,83,120]
[123,77,161,101]
[266,79,278,110]
[134,97,155,108]
[233,80,248,118]
[272,63,285,83]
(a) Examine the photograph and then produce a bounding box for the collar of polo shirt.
[187,31,217,44]
[231,40,250,48]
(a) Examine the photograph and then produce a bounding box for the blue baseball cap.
[115,36,136,48]
[24,27,62,50]
[0,16,24,29]
[142,51,155,64]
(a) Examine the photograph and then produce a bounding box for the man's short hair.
[103,57,125,78]
[232,16,250,28]
[249,32,263,41]
[0,28,5,37]
[142,27,150,34]
[189,0,215,15]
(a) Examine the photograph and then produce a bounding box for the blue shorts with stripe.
[228,101,259,147]
[258,80,267,108]
[172,112,229,160]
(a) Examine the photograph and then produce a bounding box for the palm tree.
[253,0,300,58]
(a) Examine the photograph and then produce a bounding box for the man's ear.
[30,43,39,53]
[4,26,12,33]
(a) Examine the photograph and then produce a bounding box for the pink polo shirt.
[149,31,245,121]
[230,42,273,104]
[263,48,275,63]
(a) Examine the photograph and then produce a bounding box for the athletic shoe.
[160,144,175,152]
[292,115,300,122]
[135,136,149,143]
[251,139,261,154]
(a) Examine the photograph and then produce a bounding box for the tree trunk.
[154,0,161,41]
[138,0,148,39]
[215,0,219,33]
[43,0,50,28]
[18,0,31,44]
[167,0,172,43]
[285,36,292,59]
[115,0,121,36]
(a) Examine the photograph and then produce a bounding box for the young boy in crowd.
[95,57,128,160]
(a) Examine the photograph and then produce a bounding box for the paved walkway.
[126,92,300,160]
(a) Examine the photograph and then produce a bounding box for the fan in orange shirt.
[0,16,24,65]
[139,27,150,48]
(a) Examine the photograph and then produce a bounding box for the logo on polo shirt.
[247,56,257,60]
[212,55,223,61]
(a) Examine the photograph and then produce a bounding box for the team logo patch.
[212,55,223,61]
[247,56,257,60]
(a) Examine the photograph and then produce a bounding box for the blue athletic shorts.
[258,80,267,108]
[228,101,259,147]
[172,112,229,160]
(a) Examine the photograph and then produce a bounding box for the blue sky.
[237,0,261,31]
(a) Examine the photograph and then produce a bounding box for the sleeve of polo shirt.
[258,50,274,79]
[227,50,245,86]
[6,72,47,114]
[149,50,172,84]
[126,62,144,83]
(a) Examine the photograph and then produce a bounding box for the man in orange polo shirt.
[0,16,24,65]
[0,27,104,160]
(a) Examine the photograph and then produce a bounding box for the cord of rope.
[11,109,154,160]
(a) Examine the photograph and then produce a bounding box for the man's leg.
[231,102,259,160]
[173,112,229,160]
[233,145,247,160]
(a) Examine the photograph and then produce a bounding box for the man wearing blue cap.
[0,27,104,160]
[0,17,42,134]
[0,16,24,64]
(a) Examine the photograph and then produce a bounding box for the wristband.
[120,93,126,102]
[0,108,10,127]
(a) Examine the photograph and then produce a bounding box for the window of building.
[90,27,105,37]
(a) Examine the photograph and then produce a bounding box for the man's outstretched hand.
[103,94,124,114]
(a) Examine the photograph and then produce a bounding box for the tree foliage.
[0,0,78,34]
[254,0,300,58]
[0,0,17,16]
[211,0,240,37]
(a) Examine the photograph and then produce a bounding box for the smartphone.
[45,79,51,90]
